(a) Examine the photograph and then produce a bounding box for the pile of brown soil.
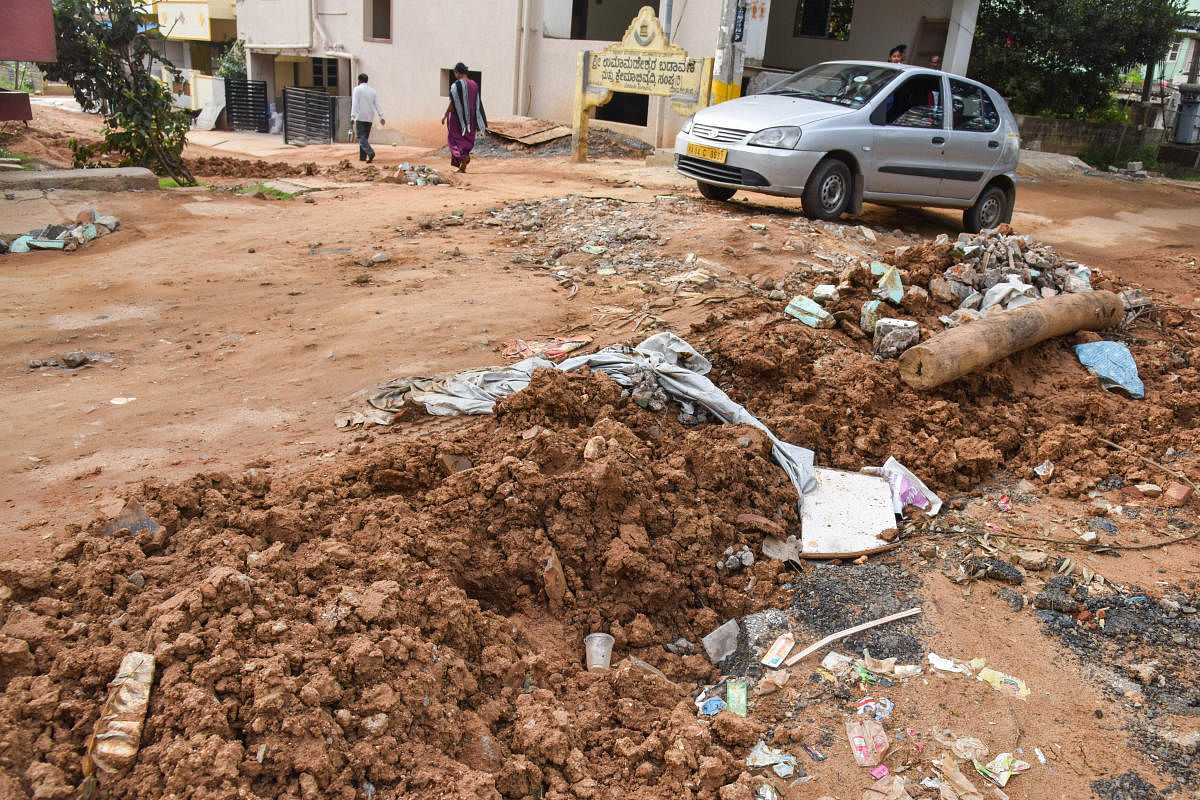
[0,368,804,800]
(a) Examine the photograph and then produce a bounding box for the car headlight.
[681,115,695,134]
[748,126,801,149]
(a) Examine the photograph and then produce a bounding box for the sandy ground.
[2,104,1200,800]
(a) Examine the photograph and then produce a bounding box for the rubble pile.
[0,368,816,800]
[1,209,119,255]
[392,162,446,186]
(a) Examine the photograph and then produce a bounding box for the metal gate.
[282,86,336,146]
[224,78,269,133]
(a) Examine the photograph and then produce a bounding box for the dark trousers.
[355,120,374,161]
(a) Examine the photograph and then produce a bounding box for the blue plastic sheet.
[1074,341,1144,399]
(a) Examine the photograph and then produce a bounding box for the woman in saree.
[441,62,487,172]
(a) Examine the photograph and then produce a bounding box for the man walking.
[351,74,385,163]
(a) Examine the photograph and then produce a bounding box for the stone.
[928,276,956,303]
[1079,531,1098,543]
[784,295,835,328]
[965,556,1023,585]
[872,318,920,359]
[1162,481,1193,508]
[583,436,606,460]
[860,300,885,333]
[60,350,88,368]
[711,711,762,747]
[370,252,390,263]
[996,587,1025,611]
[1033,589,1078,613]
[127,571,145,589]
[1015,549,1049,571]
[812,284,839,304]
[1126,661,1159,685]
[436,454,473,474]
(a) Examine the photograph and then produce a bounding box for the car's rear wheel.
[963,184,1009,233]
[697,181,736,201]
[802,159,852,221]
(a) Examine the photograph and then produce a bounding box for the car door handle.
[988,140,1000,148]
[931,136,945,145]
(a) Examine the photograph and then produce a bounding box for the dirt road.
[1,106,1199,800]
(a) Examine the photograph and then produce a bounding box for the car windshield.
[760,63,900,109]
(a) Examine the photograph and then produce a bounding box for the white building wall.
[762,0,956,71]
[237,0,976,148]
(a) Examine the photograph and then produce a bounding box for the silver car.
[674,61,1020,232]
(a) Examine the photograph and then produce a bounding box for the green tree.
[215,39,246,81]
[40,0,195,184]
[968,0,1187,118]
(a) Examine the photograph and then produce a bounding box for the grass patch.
[158,177,181,188]
[0,147,34,170]
[1077,142,1160,172]
[236,182,294,200]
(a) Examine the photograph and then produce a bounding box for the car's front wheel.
[697,181,736,201]
[802,158,852,221]
[963,184,1010,233]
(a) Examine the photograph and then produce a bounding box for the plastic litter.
[863,774,913,800]
[977,668,1030,700]
[857,696,894,720]
[753,784,779,800]
[582,632,615,671]
[846,718,889,767]
[757,669,790,695]
[933,728,989,761]
[1033,747,1046,765]
[973,753,1030,787]
[928,652,971,674]
[1074,341,1144,399]
[1033,460,1055,479]
[761,633,796,668]
[822,651,857,676]
[980,276,1037,311]
[869,765,891,780]
[340,332,819,508]
[862,457,943,517]
[935,757,984,800]
[702,619,740,665]
[727,679,749,717]
[803,744,828,762]
[748,741,798,778]
[700,697,726,715]
[78,651,155,792]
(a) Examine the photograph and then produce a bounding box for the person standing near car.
[351,73,386,163]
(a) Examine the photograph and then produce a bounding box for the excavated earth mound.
[1,368,812,800]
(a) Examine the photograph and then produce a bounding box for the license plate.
[686,142,728,163]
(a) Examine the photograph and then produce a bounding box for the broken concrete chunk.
[812,284,839,304]
[861,300,884,334]
[1163,481,1194,508]
[784,295,835,328]
[872,318,920,359]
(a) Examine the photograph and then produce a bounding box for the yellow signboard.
[573,6,713,161]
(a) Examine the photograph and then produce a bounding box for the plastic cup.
[583,632,615,671]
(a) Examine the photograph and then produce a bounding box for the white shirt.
[351,84,384,123]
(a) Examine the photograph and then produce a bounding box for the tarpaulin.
[338,332,817,502]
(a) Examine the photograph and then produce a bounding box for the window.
[1167,38,1181,62]
[949,79,999,133]
[793,0,854,41]
[876,74,943,129]
[544,0,659,41]
[312,57,338,89]
[762,62,897,110]
[365,0,391,42]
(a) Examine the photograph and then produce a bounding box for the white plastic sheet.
[341,333,818,502]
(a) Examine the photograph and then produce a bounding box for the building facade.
[235,0,979,147]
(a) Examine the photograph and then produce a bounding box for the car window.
[878,74,944,129]
[949,79,1000,132]
[761,63,900,109]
